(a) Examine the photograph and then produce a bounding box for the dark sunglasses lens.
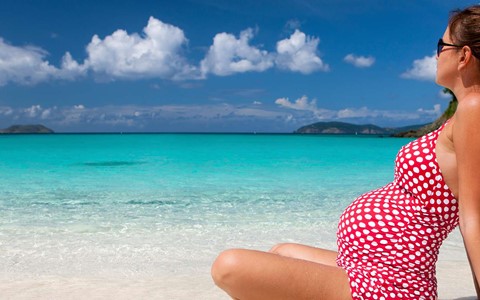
[437,39,443,56]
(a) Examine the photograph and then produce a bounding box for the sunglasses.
[437,38,462,56]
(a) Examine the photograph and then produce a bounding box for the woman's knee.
[211,249,244,288]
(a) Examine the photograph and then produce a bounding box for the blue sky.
[0,0,474,132]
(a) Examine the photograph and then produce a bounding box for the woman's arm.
[465,245,480,296]
[453,96,480,296]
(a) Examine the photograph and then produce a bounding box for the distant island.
[294,122,427,135]
[296,89,458,137]
[0,124,54,134]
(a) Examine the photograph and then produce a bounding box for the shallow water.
[0,133,471,299]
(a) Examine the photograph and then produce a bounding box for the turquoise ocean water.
[0,133,462,279]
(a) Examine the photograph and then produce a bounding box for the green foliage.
[442,88,458,119]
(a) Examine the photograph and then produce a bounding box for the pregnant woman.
[211,5,480,299]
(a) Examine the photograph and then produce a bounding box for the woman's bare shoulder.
[454,93,480,127]
[457,93,480,111]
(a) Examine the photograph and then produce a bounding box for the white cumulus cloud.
[0,17,199,85]
[59,52,88,79]
[337,107,378,118]
[274,94,444,125]
[401,52,436,81]
[0,101,445,132]
[0,20,332,86]
[24,105,43,117]
[343,54,375,68]
[275,30,329,74]
[84,17,198,80]
[200,28,274,76]
[0,39,55,86]
[41,107,56,119]
[0,38,83,86]
[417,104,441,116]
[275,95,336,120]
[0,106,13,116]
[439,89,454,99]
[275,95,318,111]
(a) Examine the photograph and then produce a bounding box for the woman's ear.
[458,46,474,71]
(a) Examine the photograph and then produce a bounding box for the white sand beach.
[437,246,476,300]
[0,229,475,300]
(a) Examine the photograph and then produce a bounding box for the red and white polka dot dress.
[336,120,459,300]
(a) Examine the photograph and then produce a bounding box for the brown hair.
[448,5,480,59]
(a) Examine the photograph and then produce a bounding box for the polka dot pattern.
[336,121,459,300]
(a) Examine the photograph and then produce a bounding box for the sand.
[0,267,474,300]
[0,257,475,299]
[0,230,475,299]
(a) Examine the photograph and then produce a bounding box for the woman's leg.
[211,248,351,300]
[269,243,338,266]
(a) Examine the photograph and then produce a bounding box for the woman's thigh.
[211,248,351,300]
